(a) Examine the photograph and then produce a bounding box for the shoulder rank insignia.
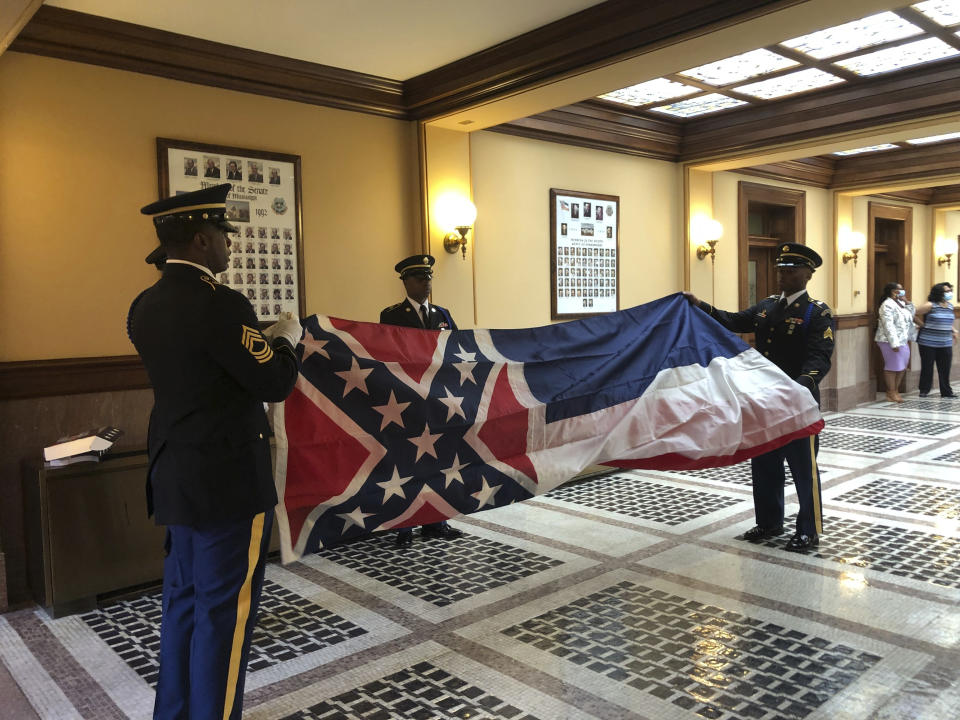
[823,327,834,341]
[241,324,274,364]
[199,274,218,291]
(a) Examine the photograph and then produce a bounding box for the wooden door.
[748,244,777,306]
[872,217,906,391]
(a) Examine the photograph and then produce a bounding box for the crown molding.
[490,101,681,160]
[404,0,802,119]
[10,6,407,118]
[11,2,800,123]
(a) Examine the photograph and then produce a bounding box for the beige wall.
[935,209,960,292]
[469,131,681,329]
[0,53,421,361]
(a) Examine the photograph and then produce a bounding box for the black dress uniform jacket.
[128,263,300,526]
[699,292,834,404]
[380,298,457,330]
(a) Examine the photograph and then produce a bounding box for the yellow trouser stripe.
[222,512,265,720]
[810,436,822,534]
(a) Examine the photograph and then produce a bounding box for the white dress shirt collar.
[166,259,215,276]
[780,289,807,305]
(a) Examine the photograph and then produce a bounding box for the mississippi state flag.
[271,293,823,563]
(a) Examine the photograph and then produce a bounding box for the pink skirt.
[878,342,909,371]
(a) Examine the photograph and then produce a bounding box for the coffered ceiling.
[11,0,960,196]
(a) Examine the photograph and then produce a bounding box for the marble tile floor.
[1,391,959,719]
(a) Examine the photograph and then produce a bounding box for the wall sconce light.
[936,234,959,269]
[696,239,719,261]
[840,230,864,267]
[435,193,477,259]
[841,247,860,266]
[692,217,723,263]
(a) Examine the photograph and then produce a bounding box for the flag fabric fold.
[271,293,822,563]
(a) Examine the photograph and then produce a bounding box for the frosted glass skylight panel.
[906,131,960,144]
[912,1,960,26]
[650,93,748,117]
[679,49,798,86]
[781,11,923,59]
[833,144,899,156]
[834,37,959,75]
[734,68,845,99]
[598,78,699,106]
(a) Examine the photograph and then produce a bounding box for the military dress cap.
[141,183,239,234]
[775,242,822,270]
[395,254,435,278]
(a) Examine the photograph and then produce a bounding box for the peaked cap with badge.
[395,254,435,278]
[775,242,822,270]
[382,253,456,329]
[141,183,238,265]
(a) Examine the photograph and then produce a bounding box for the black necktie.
[420,305,429,328]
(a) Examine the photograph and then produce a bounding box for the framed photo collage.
[550,188,620,319]
[157,138,305,323]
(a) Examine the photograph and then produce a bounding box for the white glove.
[263,313,303,347]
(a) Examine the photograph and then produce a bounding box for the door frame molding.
[867,202,913,309]
[738,181,805,309]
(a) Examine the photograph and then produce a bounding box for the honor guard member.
[684,242,834,552]
[127,183,303,720]
[380,254,463,547]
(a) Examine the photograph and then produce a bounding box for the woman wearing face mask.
[915,282,958,398]
[875,282,915,402]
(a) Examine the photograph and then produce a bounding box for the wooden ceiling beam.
[680,60,960,159]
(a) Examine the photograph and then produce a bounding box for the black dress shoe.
[784,532,819,552]
[741,525,784,542]
[395,530,413,547]
[918,393,929,398]
[420,523,464,540]
[942,393,957,398]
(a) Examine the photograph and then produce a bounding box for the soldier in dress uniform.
[380,254,462,547]
[127,183,303,719]
[684,242,834,552]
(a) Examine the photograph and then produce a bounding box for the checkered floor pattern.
[825,415,959,436]
[81,579,366,686]
[545,473,743,523]
[319,532,563,607]
[835,478,960,519]
[3,395,959,720]
[750,514,960,589]
[502,581,880,720]
[280,662,540,720]
[818,431,916,454]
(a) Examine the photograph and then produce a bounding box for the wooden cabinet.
[22,453,165,617]
[22,451,282,617]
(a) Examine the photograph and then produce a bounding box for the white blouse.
[875,297,915,349]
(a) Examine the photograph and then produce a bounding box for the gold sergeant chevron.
[241,324,273,364]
